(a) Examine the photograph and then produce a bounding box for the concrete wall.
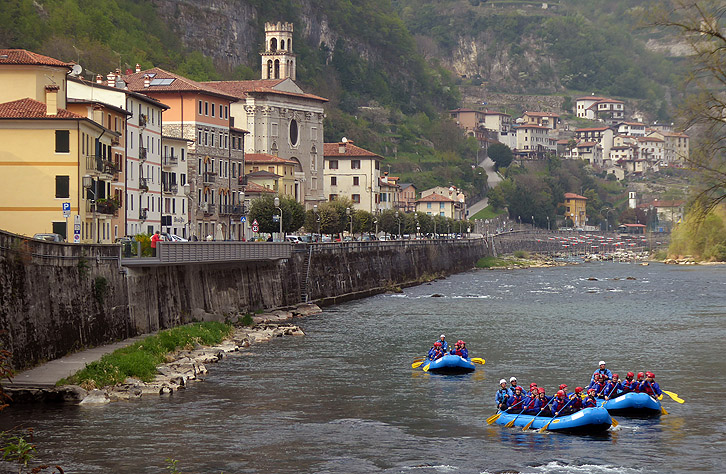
[0,230,489,371]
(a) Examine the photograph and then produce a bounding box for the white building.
[323,141,381,213]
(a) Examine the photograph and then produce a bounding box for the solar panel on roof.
[149,78,174,86]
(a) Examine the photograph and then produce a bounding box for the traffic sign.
[240,216,247,223]
[73,234,80,243]
[62,202,71,218]
[252,219,258,226]
[252,224,259,233]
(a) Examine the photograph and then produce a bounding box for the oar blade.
[486,413,501,425]
[422,363,430,372]
[471,358,486,365]
[661,405,669,415]
[411,361,423,369]
[538,421,550,433]
[522,419,534,431]
[504,419,516,428]
[611,417,619,427]
[664,390,684,403]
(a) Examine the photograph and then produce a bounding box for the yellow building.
[0,49,117,243]
[415,193,458,219]
[244,153,297,197]
[562,192,588,228]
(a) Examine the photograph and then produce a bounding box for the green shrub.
[513,250,529,258]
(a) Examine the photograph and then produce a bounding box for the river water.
[3,262,725,474]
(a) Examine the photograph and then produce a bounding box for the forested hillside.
[0,0,682,196]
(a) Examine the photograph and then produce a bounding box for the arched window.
[280,40,285,50]
[274,59,280,79]
[271,142,278,155]
[270,38,277,52]
[267,60,273,79]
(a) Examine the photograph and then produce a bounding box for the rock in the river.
[80,389,110,405]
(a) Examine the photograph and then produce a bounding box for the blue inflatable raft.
[602,392,662,417]
[421,355,475,374]
[494,407,613,434]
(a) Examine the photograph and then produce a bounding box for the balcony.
[139,209,148,221]
[218,204,244,215]
[201,203,214,215]
[139,177,149,193]
[139,114,147,128]
[162,182,178,195]
[162,155,178,169]
[139,147,147,162]
[203,172,217,184]
[86,155,116,177]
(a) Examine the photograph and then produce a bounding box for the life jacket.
[583,396,597,408]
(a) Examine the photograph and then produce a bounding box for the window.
[353,176,359,186]
[351,160,360,169]
[352,194,360,203]
[204,132,208,146]
[211,133,214,147]
[329,194,338,201]
[329,160,338,169]
[55,130,70,153]
[225,106,228,119]
[181,149,185,161]
[55,176,70,198]
[204,102,209,116]
[198,100,203,115]
[289,119,299,146]
[211,103,215,117]
[331,177,337,186]
[271,123,278,137]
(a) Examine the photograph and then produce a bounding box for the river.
[2,262,725,473]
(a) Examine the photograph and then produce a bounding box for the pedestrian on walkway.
[151,230,161,257]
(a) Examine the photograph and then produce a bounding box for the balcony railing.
[139,147,147,161]
[139,177,149,192]
[203,172,217,184]
[218,204,245,215]
[162,182,178,194]
[139,209,148,221]
[86,155,116,176]
[139,114,147,128]
[162,155,178,168]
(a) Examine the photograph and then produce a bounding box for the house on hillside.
[562,192,587,228]
[323,140,382,213]
[575,96,625,123]
[398,183,417,212]
[522,111,561,130]
[415,193,459,220]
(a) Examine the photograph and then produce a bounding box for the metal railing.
[121,241,293,265]
[85,155,116,176]
[139,177,149,192]
[218,204,245,215]
[139,147,147,161]
[162,182,178,194]
[203,172,217,184]
[162,155,178,168]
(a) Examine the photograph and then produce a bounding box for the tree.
[487,143,513,170]
[650,1,726,218]
[248,195,304,235]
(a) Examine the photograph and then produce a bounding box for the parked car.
[286,235,303,243]
[162,233,188,242]
[33,233,64,242]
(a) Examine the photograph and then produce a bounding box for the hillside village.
[0,20,690,244]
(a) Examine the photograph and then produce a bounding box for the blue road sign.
[62,202,71,211]
[240,216,247,223]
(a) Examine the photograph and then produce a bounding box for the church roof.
[205,79,328,102]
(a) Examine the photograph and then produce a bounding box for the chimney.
[135,63,141,73]
[96,74,103,84]
[45,85,59,116]
[338,142,346,154]
[143,74,150,88]
[107,72,116,88]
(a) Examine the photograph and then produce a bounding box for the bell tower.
[261,22,296,81]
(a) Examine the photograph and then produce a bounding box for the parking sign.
[62,202,71,218]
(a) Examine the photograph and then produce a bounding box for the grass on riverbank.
[57,322,232,389]
[476,252,550,268]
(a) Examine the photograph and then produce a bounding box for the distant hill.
[0,0,686,195]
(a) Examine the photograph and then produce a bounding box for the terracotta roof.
[0,98,84,119]
[245,153,297,165]
[449,108,480,113]
[524,111,560,117]
[637,136,663,142]
[122,68,238,101]
[246,170,281,178]
[0,49,73,69]
[577,141,597,147]
[576,96,610,101]
[595,99,624,104]
[564,192,587,200]
[482,111,510,116]
[516,124,550,130]
[576,127,610,132]
[416,193,456,203]
[556,139,570,144]
[66,76,170,109]
[323,142,382,159]
[620,121,645,127]
[379,178,400,188]
[205,79,328,102]
[244,181,275,194]
[67,98,130,116]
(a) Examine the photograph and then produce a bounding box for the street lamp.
[416,216,420,239]
[346,207,353,236]
[82,175,99,243]
[395,211,401,239]
[518,215,521,231]
[274,196,282,240]
[546,215,550,231]
[313,204,321,240]
[239,191,246,241]
[531,215,535,230]
[373,215,378,237]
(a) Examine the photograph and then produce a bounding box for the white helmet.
[499,379,507,385]
[599,360,606,365]
[440,334,445,339]
[510,376,517,383]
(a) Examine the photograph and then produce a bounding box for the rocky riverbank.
[7,303,321,405]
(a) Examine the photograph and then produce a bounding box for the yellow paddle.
[661,405,668,415]
[663,390,684,404]
[471,358,485,365]
[422,363,430,372]
[611,417,619,427]
[486,412,503,424]
[538,397,576,433]
[412,360,424,369]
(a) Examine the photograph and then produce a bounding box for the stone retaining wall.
[0,230,490,371]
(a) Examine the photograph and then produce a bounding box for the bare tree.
[650,0,726,217]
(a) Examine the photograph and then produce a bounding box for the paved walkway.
[8,335,147,388]
[468,157,504,216]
